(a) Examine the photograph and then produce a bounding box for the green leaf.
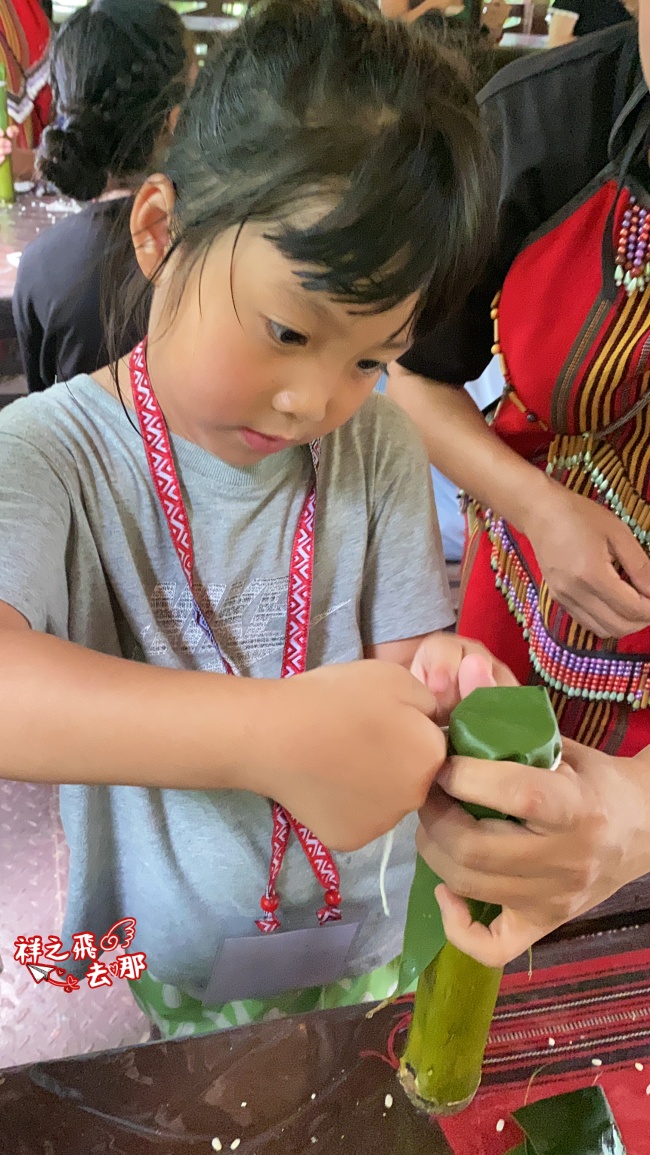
[397,854,446,995]
[507,1087,626,1154]
[398,687,561,996]
[449,685,562,771]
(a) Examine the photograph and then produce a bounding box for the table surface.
[499,31,549,47]
[182,14,240,30]
[0,191,80,304]
[1,923,649,1155]
[0,998,454,1155]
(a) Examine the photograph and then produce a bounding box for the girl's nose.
[271,377,331,425]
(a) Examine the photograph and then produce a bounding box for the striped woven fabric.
[440,948,650,1153]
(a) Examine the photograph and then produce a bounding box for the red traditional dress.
[0,0,51,149]
[401,23,650,755]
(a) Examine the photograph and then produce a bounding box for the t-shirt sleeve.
[0,431,71,632]
[360,397,455,646]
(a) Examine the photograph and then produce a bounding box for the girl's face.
[130,183,418,466]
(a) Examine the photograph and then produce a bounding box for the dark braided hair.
[105,0,496,367]
[38,0,190,202]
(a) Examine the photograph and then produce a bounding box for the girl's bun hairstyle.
[38,0,188,201]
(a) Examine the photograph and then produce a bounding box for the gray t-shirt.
[0,378,453,997]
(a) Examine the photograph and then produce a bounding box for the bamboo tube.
[398,899,502,1115]
[0,64,15,205]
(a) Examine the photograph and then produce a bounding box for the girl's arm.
[0,600,265,791]
[386,362,650,639]
[364,635,426,668]
[380,0,449,20]
[0,600,447,853]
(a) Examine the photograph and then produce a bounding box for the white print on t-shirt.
[139,580,351,672]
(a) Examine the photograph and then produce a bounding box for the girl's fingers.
[457,652,496,699]
[411,637,517,724]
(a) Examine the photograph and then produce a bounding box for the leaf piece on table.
[507,1087,626,1155]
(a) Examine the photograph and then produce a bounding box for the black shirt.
[13,198,142,392]
[399,22,644,384]
[570,0,632,37]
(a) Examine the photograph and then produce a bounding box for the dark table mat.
[0,998,452,1155]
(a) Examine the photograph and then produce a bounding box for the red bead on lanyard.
[130,340,342,933]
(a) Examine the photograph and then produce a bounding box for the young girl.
[0,0,503,1039]
[13,0,192,392]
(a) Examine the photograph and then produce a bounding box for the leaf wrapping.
[398,687,561,995]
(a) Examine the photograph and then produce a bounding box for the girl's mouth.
[239,427,296,455]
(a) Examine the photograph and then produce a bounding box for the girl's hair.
[38,0,189,202]
[106,0,496,364]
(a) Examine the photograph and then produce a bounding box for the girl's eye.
[357,359,386,376]
[268,320,308,347]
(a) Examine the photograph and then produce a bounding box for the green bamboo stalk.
[399,899,502,1115]
[0,64,15,205]
[397,687,561,1118]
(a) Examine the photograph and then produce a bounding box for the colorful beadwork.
[615,195,650,296]
[481,507,650,709]
[485,268,650,710]
[546,432,650,547]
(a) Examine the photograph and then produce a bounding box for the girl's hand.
[416,738,650,968]
[524,482,650,638]
[256,660,446,852]
[411,633,518,724]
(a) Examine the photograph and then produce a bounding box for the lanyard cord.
[129,340,342,932]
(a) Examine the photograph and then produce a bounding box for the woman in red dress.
[390,17,650,760]
[0,0,51,176]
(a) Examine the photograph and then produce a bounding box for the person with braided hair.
[12,0,194,392]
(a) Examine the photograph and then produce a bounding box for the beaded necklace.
[614,194,650,296]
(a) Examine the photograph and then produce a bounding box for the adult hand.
[260,660,446,853]
[411,633,518,724]
[524,481,650,638]
[0,125,18,163]
[416,737,650,967]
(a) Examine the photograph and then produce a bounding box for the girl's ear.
[130,175,176,281]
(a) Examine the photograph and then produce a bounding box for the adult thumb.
[457,652,497,700]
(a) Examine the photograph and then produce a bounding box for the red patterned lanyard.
[129,341,342,933]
